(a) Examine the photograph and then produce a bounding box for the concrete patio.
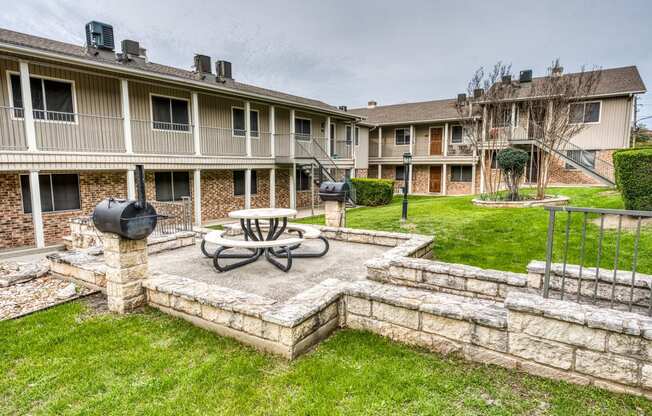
[148,238,387,301]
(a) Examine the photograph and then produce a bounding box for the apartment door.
[429,166,442,193]
[430,128,443,155]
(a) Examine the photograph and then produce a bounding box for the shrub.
[496,147,529,201]
[350,178,394,206]
[613,148,652,211]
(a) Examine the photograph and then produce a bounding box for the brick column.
[104,233,148,313]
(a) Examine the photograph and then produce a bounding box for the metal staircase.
[531,136,616,186]
[295,139,356,206]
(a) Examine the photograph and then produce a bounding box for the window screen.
[232,108,245,136]
[11,74,74,121]
[295,118,311,140]
[21,174,79,213]
[395,165,405,180]
[233,170,257,196]
[451,166,472,182]
[155,172,190,201]
[151,96,189,131]
[451,125,463,143]
[395,128,410,145]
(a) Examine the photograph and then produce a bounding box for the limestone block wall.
[528,261,652,314]
[367,257,533,301]
[144,275,344,359]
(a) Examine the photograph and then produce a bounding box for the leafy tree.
[496,148,529,201]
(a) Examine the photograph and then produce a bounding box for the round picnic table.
[201,208,329,272]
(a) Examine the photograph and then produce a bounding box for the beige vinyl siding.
[274,107,290,157]
[0,58,26,150]
[129,81,193,154]
[27,62,125,152]
[355,125,369,169]
[569,97,632,149]
[251,102,271,157]
[381,124,411,157]
[198,93,245,156]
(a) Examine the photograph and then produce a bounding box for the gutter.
[0,42,361,121]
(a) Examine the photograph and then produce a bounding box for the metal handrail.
[542,205,651,315]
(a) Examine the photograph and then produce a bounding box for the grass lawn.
[298,187,652,274]
[2,300,651,415]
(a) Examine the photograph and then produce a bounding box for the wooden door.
[430,128,443,155]
[429,166,442,193]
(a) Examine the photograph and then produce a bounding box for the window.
[295,118,311,140]
[565,150,596,169]
[492,106,518,128]
[233,170,257,196]
[154,172,190,201]
[330,123,336,140]
[346,126,353,145]
[10,74,75,122]
[395,128,410,145]
[450,166,473,182]
[395,165,406,180]
[151,95,189,131]
[21,173,80,213]
[451,125,464,144]
[296,168,312,191]
[569,101,600,124]
[232,107,259,137]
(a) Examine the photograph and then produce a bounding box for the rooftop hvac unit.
[194,54,212,74]
[519,70,533,83]
[473,88,484,98]
[457,93,467,104]
[121,39,140,57]
[502,75,512,84]
[85,21,115,51]
[339,105,348,111]
[216,60,232,80]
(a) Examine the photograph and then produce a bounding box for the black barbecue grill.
[318,181,350,202]
[92,165,159,240]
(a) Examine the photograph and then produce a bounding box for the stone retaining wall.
[528,261,652,314]
[144,275,345,359]
[367,257,533,301]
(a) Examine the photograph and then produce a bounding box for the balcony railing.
[332,139,352,159]
[447,144,474,156]
[0,106,27,150]
[200,126,243,156]
[132,119,194,155]
[34,110,125,152]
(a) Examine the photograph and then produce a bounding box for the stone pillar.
[104,233,148,314]
[324,200,345,227]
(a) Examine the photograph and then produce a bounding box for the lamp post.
[401,152,412,222]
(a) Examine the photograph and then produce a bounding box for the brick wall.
[275,168,291,208]
[411,165,430,194]
[355,168,368,178]
[199,169,272,221]
[0,171,127,249]
[380,165,404,193]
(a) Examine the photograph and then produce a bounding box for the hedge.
[351,178,394,206]
[613,148,652,211]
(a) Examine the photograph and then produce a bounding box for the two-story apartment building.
[351,66,645,196]
[0,23,363,251]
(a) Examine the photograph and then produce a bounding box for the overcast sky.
[2,0,651,120]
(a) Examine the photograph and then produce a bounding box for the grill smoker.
[318,181,350,202]
[92,165,158,240]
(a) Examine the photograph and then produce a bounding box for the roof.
[0,27,355,118]
[350,98,463,125]
[352,66,645,126]
[506,66,646,99]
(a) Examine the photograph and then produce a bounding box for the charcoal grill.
[92,165,158,240]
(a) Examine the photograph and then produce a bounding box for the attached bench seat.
[223,221,322,239]
[202,230,303,272]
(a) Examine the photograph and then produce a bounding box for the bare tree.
[522,60,602,198]
[456,62,517,198]
[459,59,602,200]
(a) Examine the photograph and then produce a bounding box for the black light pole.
[401,152,412,222]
